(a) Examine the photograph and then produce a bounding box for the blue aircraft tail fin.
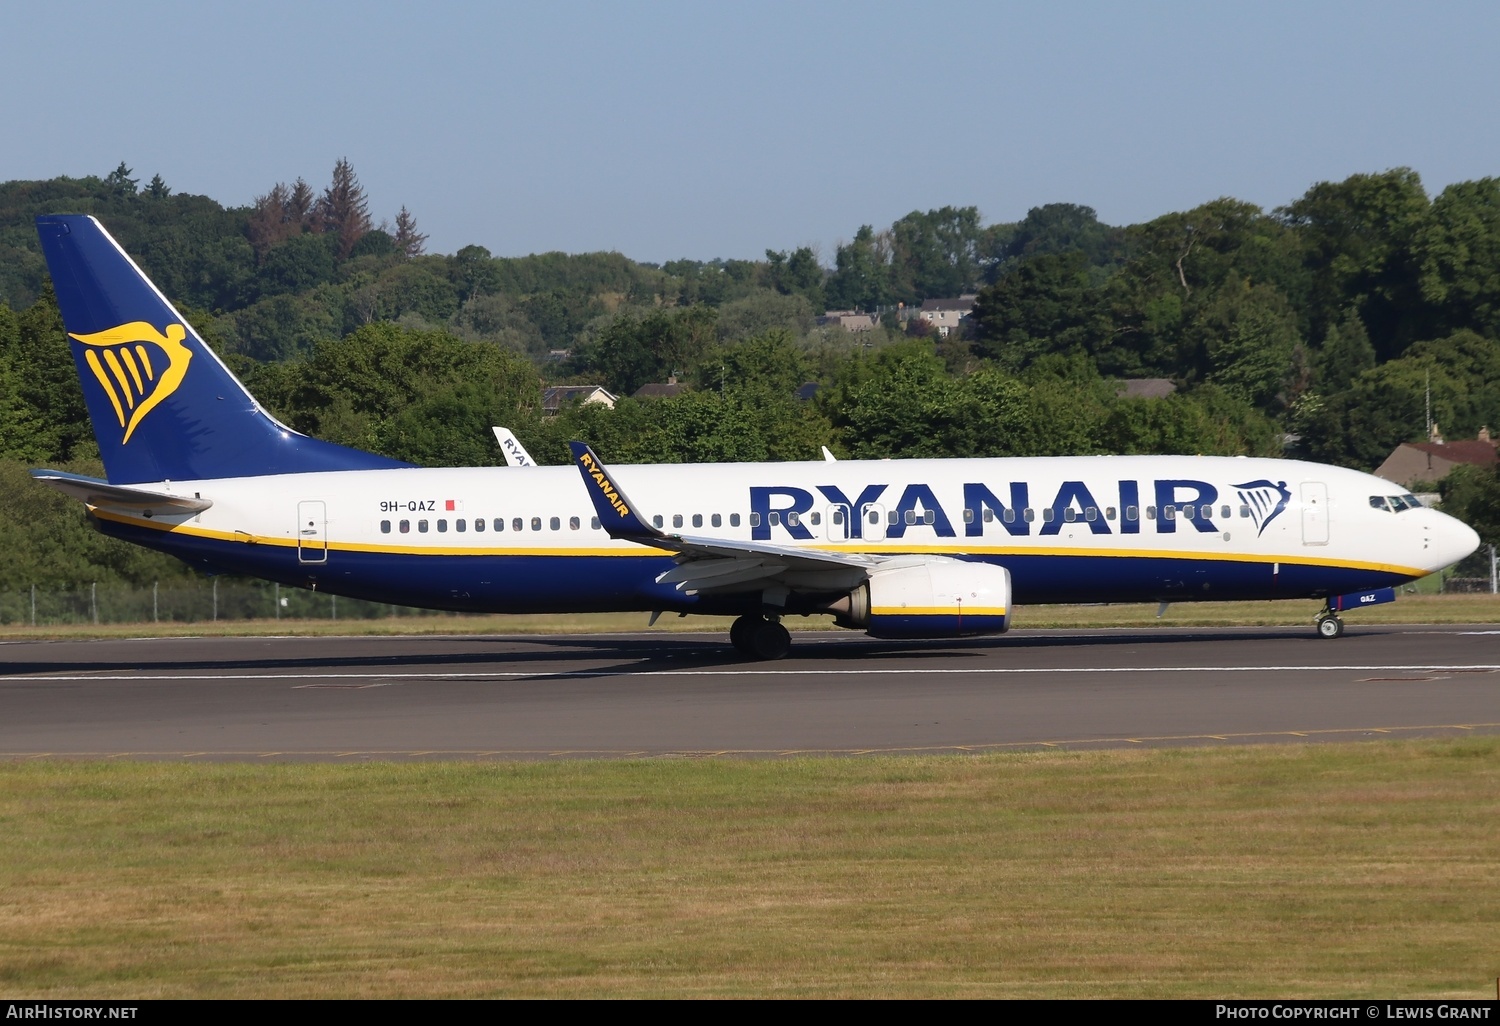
[35,215,408,484]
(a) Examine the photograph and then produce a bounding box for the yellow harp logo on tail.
[69,322,193,444]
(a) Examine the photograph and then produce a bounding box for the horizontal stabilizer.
[31,469,212,514]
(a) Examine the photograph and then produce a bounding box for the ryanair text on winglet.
[578,451,631,518]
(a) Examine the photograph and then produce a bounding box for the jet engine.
[829,556,1011,639]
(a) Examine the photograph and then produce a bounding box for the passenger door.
[297,500,327,564]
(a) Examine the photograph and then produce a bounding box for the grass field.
[1,592,1496,641]
[1,740,1498,998]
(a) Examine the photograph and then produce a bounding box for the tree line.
[0,163,1496,590]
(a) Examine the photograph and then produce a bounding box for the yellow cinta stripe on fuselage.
[871,606,1008,617]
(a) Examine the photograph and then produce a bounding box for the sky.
[3,1,1498,264]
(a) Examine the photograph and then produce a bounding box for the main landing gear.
[1315,603,1345,639]
[730,614,792,661]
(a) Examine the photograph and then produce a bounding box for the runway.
[2,624,1498,759]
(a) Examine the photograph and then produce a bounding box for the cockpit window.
[1374,494,1424,512]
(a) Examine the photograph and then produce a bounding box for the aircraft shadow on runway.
[0,625,1391,679]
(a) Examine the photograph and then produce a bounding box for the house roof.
[632,381,686,399]
[918,295,977,312]
[542,385,617,411]
[1374,438,1498,487]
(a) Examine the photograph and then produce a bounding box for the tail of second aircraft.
[35,215,408,484]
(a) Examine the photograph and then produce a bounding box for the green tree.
[765,246,825,310]
[1440,463,1500,550]
[969,250,1109,370]
[1316,307,1377,391]
[825,225,892,311]
[1413,177,1500,340]
[571,306,717,395]
[887,206,984,302]
[1280,168,1430,357]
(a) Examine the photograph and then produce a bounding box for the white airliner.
[29,215,1480,658]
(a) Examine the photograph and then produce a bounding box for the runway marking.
[5,664,1498,683]
[4,722,1498,760]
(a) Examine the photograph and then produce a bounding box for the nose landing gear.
[1315,604,1345,639]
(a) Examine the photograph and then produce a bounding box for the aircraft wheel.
[1316,614,1344,639]
[749,619,792,661]
[729,615,757,656]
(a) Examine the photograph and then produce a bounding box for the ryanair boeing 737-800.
[28,216,1480,658]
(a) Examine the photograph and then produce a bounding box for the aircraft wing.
[568,442,875,595]
[31,469,213,515]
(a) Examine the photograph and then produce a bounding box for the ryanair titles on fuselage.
[749,477,1293,541]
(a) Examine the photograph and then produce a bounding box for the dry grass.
[1,740,1497,998]
[1,593,1495,642]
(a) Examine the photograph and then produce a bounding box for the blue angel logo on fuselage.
[1233,480,1291,537]
[69,321,193,444]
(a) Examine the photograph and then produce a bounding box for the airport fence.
[0,580,451,626]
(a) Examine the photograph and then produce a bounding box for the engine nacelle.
[832,557,1012,639]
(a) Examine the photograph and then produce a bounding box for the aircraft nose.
[1429,511,1481,571]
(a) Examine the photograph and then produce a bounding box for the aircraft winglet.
[568,442,661,541]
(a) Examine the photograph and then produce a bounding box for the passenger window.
[570,517,580,530]
[810,512,820,526]
[1043,508,1056,523]
[924,510,935,525]
[868,510,880,525]
[1146,506,1156,520]
[531,517,541,531]
[1163,505,1175,520]
[1239,505,1250,518]
[749,512,760,527]
[769,512,781,526]
[1106,506,1117,520]
[512,518,522,532]
[787,512,800,527]
[1220,505,1230,519]
[475,518,485,532]
[731,513,741,527]
[591,516,600,529]
[456,519,466,533]
[712,513,722,527]
[437,519,448,532]
[963,509,974,524]
[673,514,683,528]
[1002,509,1014,523]
[692,514,702,528]
[1182,506,1193,521]
[1024,508,1035,522]
[550,517,560,531]
[888,511,900,526]
[905,510,916,525]
[418,520,429,533]
[380,520,391,534]
[1085,507,1097,521]
[399,519,410,533]
[1200,505,1211,521]
[1064,508,1077,523]
[653,515,663,528]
